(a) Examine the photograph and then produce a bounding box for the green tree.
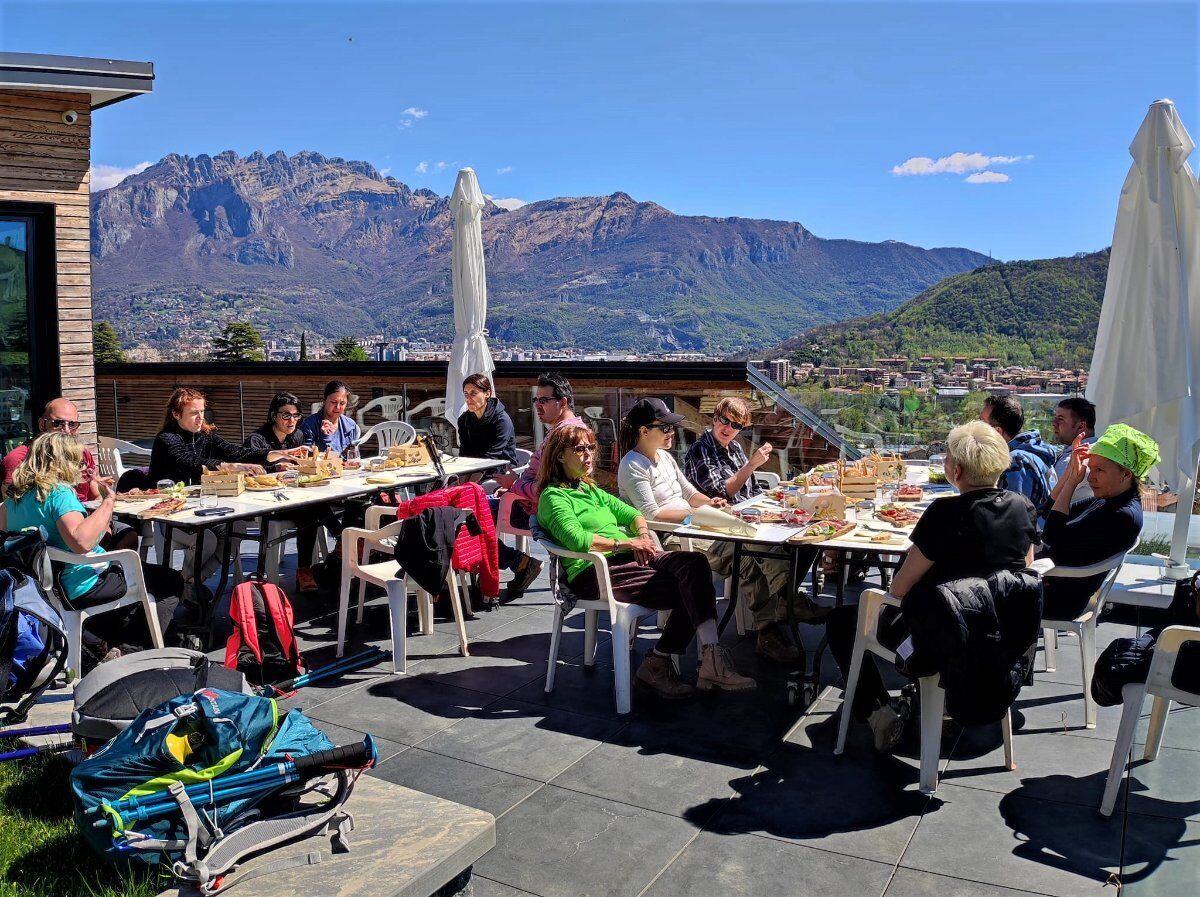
[92,321,127,364]
[331,337,368,361]
[210,322,266,361]
[298,330,308,361]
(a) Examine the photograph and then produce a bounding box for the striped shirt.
[684,429,760,504]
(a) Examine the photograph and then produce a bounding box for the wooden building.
[0,52,153,451]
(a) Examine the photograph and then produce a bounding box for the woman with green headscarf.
[1040,423,1159,619]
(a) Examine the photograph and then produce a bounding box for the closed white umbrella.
[444,168,495,428]
[1087,99,1200,579]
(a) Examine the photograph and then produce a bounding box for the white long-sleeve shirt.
[617,448,699,520]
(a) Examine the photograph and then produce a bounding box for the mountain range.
[90,150,990,353]
[779,249,1110,368]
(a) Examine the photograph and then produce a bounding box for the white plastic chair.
[336,505,470,673]
[1033,551,1127,729]
[834,588,1015,794]
[1101,625,1200,815]
[496,490,531,556]
[355,420,416,454]
[537,530,662,715]
[45,547,165,681]
[754,471,782,491]
[356,394,406,429]
[405,397,447,424]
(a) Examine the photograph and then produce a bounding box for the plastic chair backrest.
[1144,625,1200,704]
[1039,551,1127,618]
[359,420,416,452]
[406,398,447,422]
[96,446,124,480]
[356,395,406,428]
[754,471,781,490]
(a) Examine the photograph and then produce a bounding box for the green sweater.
[537,482,643,581]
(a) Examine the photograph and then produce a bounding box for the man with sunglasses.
[2,398,106,502]
[685,397,824,657]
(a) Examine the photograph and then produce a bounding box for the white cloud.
[402,107,428,119]
[496,165,514,175]
[965,171,1010,184]
[435,161,447,171]
[415,161,429,174]
[891,152,1032,177]
[486,194,527,210]
[90,161,151,191]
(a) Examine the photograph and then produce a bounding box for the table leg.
[786,549,822,708]
[717,540,744,636]
[256,514,271,575]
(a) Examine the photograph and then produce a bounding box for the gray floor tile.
[467,877,542,897]
[643,830,893,897]
[884,867,1050,897]
[418,697,626,782]
[1117,742,1200,821]
[900,782,1123,896]
[1121,814,1200,897]
[370,747,542,817]
[1135,702,1200,753]
[308,675,497,745]
[1010,677,1136,741]
[474,785,695,897]
[305,718,409,763]
[702,742,930,865]
[550,733,748,820]
[506,660,633,721]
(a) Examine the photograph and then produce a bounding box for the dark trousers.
[827,603,910,721]
[71,563,183,651]
[570,550,717,655]
[488,496,528,572]
[290,506,342,570]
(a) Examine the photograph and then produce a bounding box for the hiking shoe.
[791,591,831,623]
[501,556,543,604]
[296,567,319,595]
[635,652,694,700]
[697,644,757,692]
[868,704,905,753]
[755,623,800,664]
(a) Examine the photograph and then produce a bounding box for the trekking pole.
[0,741,74,763]
[91,736,377,830]
[262,647,389,696]
[0,723,71,740]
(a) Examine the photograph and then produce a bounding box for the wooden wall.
[0,89,95,444]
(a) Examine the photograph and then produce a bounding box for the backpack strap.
[260,583,301,672]
[224,582,263,669]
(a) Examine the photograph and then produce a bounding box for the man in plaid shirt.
[684,397,825,662]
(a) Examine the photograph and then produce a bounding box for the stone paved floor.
[253,542,1197,897]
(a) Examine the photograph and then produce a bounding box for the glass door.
[0,217,33,453]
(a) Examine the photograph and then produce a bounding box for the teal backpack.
[71,688,376,894]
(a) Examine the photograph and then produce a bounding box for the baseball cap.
[627,397,685,430]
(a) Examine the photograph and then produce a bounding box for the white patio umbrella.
[444,168,495,428]
[1086,99,1200,579]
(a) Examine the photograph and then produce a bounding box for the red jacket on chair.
[393,483,500,598]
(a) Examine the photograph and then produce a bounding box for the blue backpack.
[71,689,375,893]
[0,535,68,725]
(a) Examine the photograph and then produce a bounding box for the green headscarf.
[1089,424,1160,479]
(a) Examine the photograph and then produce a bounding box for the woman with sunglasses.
[537,424,756,700]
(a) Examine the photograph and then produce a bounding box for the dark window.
[0,203,61,453]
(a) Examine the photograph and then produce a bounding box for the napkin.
[689,504,757,537]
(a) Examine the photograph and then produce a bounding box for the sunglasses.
[714,413,748,432]
[276,412,303,421]
[43,417,81,432]
[533,396,564,406]
[571,443,597,456]
[645,423,674,433]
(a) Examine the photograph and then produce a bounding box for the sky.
[2,0,1196,261]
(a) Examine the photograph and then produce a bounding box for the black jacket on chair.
[392,507,481,597]
[903,570,1043,725]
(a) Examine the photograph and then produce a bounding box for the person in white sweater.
[616,398,807,664]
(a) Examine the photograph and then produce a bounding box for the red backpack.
[224,579,303,686]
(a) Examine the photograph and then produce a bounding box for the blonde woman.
[0,432,181,660]
[827,420,1038,752]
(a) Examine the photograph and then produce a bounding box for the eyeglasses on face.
[533,395,563,406]
[714,413,747,432]
[646,423,674,433]
[571,443,597,456]
[43,417,80,432]
[276,412,303,421]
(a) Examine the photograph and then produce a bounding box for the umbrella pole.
[1167,464,1198,579]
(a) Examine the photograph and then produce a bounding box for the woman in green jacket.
[536,424,755,700]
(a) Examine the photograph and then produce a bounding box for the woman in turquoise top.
[536,424,755,700]
[0,432,182,661]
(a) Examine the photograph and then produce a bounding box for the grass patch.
[1134,537,1200,559]
[0,741,164,897]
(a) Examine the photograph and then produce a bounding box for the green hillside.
[780,249,1110,368]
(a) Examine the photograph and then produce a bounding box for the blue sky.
[2,0,1196,260]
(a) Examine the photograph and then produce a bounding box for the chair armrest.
[364,504,399,530]
[45,546,149,595]
[1145,625,1200,697]
[856,587,900,638]
[1038,551,1127,580]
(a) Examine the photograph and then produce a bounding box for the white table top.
[1107,560,1186,610]
[111,456,506,528]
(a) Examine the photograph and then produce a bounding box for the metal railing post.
[112,379,120,439]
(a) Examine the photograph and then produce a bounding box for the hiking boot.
[868,704,905,753]
[296,567,319,595]
[500,556,543,604]
[697,644,757,692]
[792,590,831,622]
[635,652,695,700]
[756,623,800,664]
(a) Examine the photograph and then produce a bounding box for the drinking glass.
[199,493,218,510]
[156,479,173,493]
[344,443,360,463]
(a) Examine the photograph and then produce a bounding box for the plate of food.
[245,474,286,491]
[365,474,397,486]
[297,475,330,488]
[140,497,189,518]
[789,518,855,544]
[114,487,164,502]
[895,484,924,502]
[876,504,920,527]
